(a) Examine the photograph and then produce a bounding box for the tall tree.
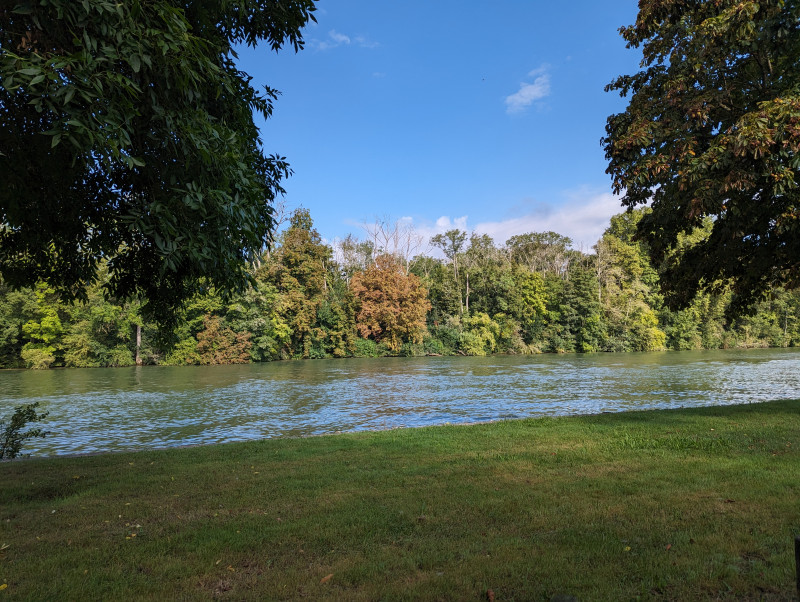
[0,0,316,322]
[268,209,333,358]
[506,231,573,278]
[603,0,800,314]
[430,229,467,314]
[350,254,430,351]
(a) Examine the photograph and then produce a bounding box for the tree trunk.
[135,324,142,366]
[465,272,470,314]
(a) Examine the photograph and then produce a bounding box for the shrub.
[399,342,424,357]
[1,402,49,460]
[20,345,56,369]
[353,338,382,358]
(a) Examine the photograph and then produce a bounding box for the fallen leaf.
[624,546,631,552]
[487,588,495,601]
[0,583,6,591]
[320,573,333,584]
[665,544,672,551]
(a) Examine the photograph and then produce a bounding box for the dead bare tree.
[362,216,426,274]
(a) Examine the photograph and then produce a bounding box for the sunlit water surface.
[2,348,799,456]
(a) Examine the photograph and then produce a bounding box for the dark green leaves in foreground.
[604,0,800,314]
[0,0,316,324]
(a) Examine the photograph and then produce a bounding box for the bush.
[423,336,448,356]
[428,323,461,354]
[20,345,56,369]
[1,402,49,460]
[163,338,200,365]
[353,338,388,358]
[399,342,424,357]
[103,346,135,367]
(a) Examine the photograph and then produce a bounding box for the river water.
[1,348,799,457]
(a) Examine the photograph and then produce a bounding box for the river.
[1,348,799,457]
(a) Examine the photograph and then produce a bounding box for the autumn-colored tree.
[351,254,431,351]
[195,315,251,365]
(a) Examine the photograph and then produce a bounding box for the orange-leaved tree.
[350,254,430,351]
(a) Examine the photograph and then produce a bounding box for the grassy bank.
[1,401,799,600]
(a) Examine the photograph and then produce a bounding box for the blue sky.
[237,1,642,251]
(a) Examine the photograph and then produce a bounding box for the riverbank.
[1,400,798,599]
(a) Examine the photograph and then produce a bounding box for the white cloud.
[313,29,350,50]
[341,191,622,259]
[312,30,378,51]
[329,30,351,45]
[355,35,380,49]
[505,66,551,114]
[394,192,621,255]
[472,191,621,250]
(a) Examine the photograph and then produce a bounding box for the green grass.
[1,400,799,600]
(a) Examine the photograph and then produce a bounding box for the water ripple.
[1,349,799,456]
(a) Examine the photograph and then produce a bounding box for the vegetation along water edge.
[4,209,800,371]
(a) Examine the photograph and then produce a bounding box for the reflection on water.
[1,348,799,456]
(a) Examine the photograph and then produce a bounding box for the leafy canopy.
[603,0,800,313]
[0,0,316,323]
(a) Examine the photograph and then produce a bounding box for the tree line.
[1,207,799,369]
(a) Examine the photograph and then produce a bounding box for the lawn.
[1,400,799,600]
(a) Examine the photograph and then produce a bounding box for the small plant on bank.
[0,402,50,460]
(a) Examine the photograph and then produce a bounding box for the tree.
[267,209,337,358]
[603,0,800,314]
[20,283,64,368]
[350,254,430,351]
[0,0,317,323]
[362,217,426,274]
[430,229,467,314]
[195,315,251,365]
[558,265,606,353]
[506,231,573,278]
[334,234,374,285]
[595,211,666,351]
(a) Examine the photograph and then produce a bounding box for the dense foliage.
[603,0,800,314]
[0,0,316,323]
[1,208,799,369]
